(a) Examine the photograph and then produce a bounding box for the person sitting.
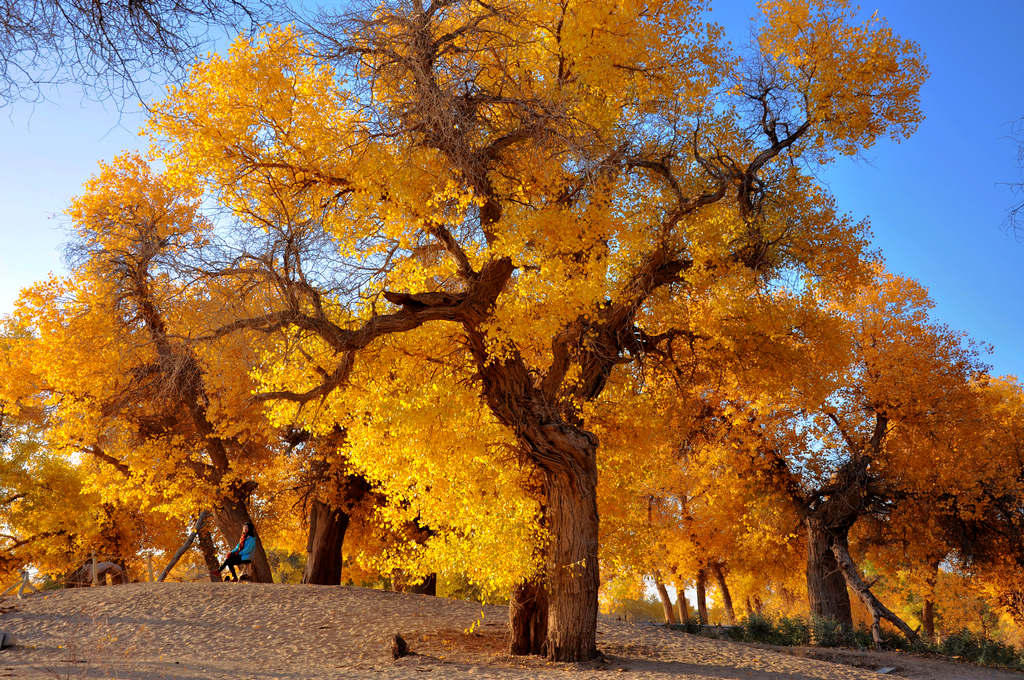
[217,521,257,581]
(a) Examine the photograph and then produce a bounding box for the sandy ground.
[0,583,1017,680]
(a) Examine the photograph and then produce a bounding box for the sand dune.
[0,583,1013,679]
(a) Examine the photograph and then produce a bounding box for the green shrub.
[940,630,1023,668]
[811,616,853,648]
[851,624,874,650]
[777,616,811,646]
[735,613,811,646]
[742,613,776,643]
[668,613,1024,669]
[666,620,702,634]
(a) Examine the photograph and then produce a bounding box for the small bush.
[811,616,853,648]
[666,620,702,634]
[851,624,874,650]
[940,629,1023,668]
[742,613,776,643]
[776,616,811,646]
[669,614,1024,669]
[734,613,811,646]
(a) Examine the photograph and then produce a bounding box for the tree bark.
[653,575,677,624]
[464,320,601,661]
[806,518,853,628]
[696,569,709,625]
[543,464,599,661]
[213,492,273,583]
[922,599,935,640]
[509,577,548,655]
[831,537,919,646]
[302,499,349,585]
[675,584,690,625]
[712,562,735,625]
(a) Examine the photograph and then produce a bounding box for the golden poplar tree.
[134,0,926,659]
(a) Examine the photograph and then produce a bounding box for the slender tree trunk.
[158,510,209,582]
[696,569,709,625]
[214,493,273,583]
[922,599,935,640]
[674,582,690,625]
[830,536,919,646]
[196,526,221,582]
[922,560,938,640]
[780,587,796,611]
[654,575,677,624]
[510,577,548,655]
[805,518,852,628]
[303,499,349,585]
[712,563,735,625]
[543,463,599,661]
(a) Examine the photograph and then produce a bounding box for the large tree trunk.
[510,577,548,655]
[831,537,919,646]
[214,492,273,583]
[712,562,735,625]
[806,518,853,628]
[653,575,677,624]
[465,322,600,661]
[696,568,709,625]
[303,499,349,585]
[543,463,599,661]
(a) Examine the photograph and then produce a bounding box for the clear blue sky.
[1,1,1022,377]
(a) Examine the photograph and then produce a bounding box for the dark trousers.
[218,553,251,579]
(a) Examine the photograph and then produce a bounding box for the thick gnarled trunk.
[510,577,548,655]
[303,499,350,585]
[806,518,852,628]
[544,464,599,661]
[466,322,601,661]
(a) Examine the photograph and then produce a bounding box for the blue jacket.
[234,536,256,561]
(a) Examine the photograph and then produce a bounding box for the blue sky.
[1,1,1022,377]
